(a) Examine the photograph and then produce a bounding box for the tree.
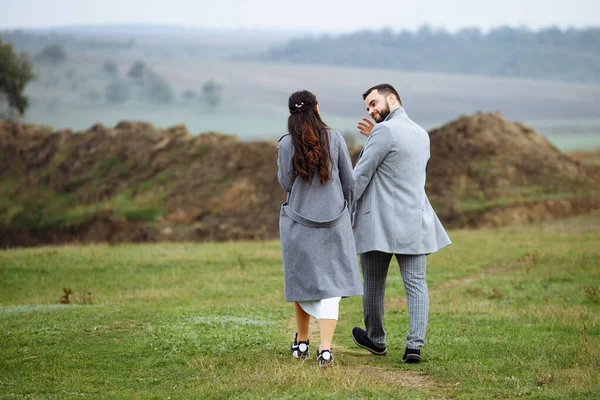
[128,61,148,79]
[202,79,223,109]
[0,38,34,115]
[103,61,118,76]
[105,81,130,104]
[34,44,67,64]
[144,74,172,104]
[182,89,196,100]
[250,26,600,83]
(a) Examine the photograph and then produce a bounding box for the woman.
[277,90,363,368]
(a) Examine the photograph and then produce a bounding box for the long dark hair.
[287,90,331,185]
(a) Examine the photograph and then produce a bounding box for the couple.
[278,84,451,368]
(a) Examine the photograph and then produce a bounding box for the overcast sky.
[1,0,599,33]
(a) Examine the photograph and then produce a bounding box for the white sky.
[0,0,598,33]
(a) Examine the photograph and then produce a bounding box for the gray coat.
[278,130,363,302]
[353,107,451,255]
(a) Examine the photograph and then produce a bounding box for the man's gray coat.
[353,107,451,255]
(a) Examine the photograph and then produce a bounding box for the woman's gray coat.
[278,130,363,302]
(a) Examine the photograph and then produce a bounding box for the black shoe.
[402,348,421,363]
[290,333,310,359]
[317,349,333,368]
[351,327,387,355]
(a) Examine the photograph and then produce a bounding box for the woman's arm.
[277,135,293,192]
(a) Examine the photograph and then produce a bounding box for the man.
[351,83,451,363]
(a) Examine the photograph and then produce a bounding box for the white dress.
[298,297,341,320]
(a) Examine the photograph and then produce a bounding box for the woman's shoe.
[317,349,333,368]
[290,333,310,359]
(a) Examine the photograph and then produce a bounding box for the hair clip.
[295,102,304,108]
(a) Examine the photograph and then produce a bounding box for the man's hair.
[362,84,402,106]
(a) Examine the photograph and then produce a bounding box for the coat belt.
[282,201,348,228]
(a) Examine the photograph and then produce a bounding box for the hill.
[0,121,283,246]
[250,26,600,84]
[424,112,600,227]
[1,113,599,247]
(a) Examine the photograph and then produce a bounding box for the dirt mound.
[425,112,600,227]
[1,113,599,247]
[0,120,283,246]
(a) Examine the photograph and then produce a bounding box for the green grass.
[0,176,168,229]
[99,156,124,178]
[458,190,600,214]
[1,212,599,399]
[110,190,167,222]
[190,144,211,159]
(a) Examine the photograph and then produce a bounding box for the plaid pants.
[360,251,428,350]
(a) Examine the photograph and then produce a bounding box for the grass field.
[1,212,599,399]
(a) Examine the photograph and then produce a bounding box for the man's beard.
[374,101,391,122]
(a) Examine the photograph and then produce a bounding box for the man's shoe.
[351,327,387,355]
[317,349,333,368]
[290,332,309,359]
[402,348,421,363]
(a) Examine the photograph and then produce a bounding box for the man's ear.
[387,94,397,106]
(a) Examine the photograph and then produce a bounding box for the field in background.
[543,133,600,152]
[1,212,599,399]
[18,55,600,150]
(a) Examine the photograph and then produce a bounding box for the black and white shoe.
[290,333,310,359]
[317,349,333,368]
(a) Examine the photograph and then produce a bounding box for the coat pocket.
[395,207,423,248]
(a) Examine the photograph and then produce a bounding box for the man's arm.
[337,132,356,210]
[353,124,392,201]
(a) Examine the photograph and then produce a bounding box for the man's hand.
[357,117,375,137]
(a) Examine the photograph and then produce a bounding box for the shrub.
[127,61,148,79]
[144,75,172,104]
[0,39,34,115]
[105,81,130,104]
[103,61,118,76]
[34,44,67,64]
[182,89,196,100]
[202,79,223,109]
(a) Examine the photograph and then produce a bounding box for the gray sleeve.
[277,138,293,192]
[353,124,392,202]
[337,131,356,211]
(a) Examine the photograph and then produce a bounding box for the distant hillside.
[0,27,300,59]
[1,114,599,247]
[6,24,308,38]
[250,26,600,84]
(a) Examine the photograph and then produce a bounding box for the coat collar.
[358,107,407,159]
[383,106,406,122]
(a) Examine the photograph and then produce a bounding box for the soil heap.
[424,112,600,228]
[1,112,598,246]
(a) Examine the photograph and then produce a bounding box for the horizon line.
[1,22,599,35]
